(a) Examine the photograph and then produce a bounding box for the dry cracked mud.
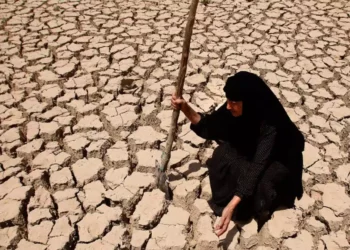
[1,0,350,249]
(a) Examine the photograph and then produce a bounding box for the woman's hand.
[215,196,241,237]
[215,205,234,237]
[171,92,201,125]
[171,93,186,111]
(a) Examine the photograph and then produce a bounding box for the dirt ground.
[0,0,350,249]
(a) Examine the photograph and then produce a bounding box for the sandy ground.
[0,0,350,249]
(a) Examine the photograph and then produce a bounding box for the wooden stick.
[160,0,199,172]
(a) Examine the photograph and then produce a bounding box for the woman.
[171,71,304,236]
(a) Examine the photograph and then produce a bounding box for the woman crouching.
[171,71,304,236]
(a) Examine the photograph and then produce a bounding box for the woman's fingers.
[217,226,228,236]
[215,216,230,235]
[172,93,178,102]
[171,93,187,111]
[171,93,184,110]
[172,93,182,102]
[171,96,177,103]
[217,217,224,229]
[216,215,227,230]
[172,98,180,105]
[216,218,229,236]
[171,101,179,110]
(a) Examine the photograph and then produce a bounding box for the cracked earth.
[0,0,350,249]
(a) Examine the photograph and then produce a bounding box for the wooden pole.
[159,0,200,173]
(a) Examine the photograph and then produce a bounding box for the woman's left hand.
[215,205,234,237]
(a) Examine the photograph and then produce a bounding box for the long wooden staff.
[155,0,200,199]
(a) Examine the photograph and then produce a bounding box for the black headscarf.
[222,71,305,152]
[223,71,294,131]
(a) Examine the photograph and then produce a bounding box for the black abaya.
[189,71,304,223]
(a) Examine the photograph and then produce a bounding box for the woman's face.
[226,100,243,117]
